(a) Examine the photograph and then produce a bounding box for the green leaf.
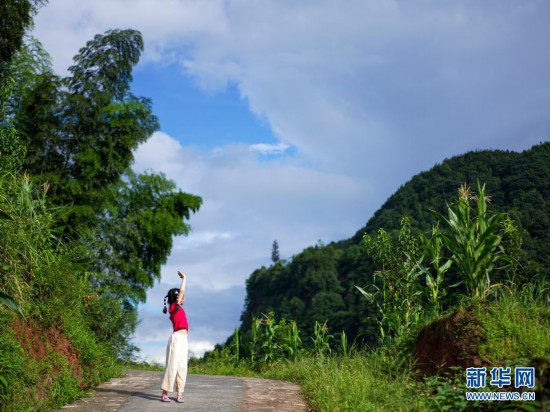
[0,290,25,319]
[355,285,375,302]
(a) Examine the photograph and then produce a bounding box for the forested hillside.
[240,143,550,345]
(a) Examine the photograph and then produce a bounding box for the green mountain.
[239,142,550,345]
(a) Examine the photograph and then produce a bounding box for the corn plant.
[340,331,351,357]
[432,182,515,300]
[260,312,278,364]
[415,225,451,315]
[311,320,333,356]
[281,320,302,361]
[246,317,261,364]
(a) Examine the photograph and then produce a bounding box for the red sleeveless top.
[168,302,189,332]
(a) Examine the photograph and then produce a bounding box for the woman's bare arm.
[177,271,186,305]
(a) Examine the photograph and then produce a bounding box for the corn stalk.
[432,182,515,300]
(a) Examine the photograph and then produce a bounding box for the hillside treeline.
[1,1,200,409]
[240,143,550,346]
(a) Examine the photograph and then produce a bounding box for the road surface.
[56,370,309,411]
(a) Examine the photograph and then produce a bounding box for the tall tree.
[57,29,159,231]
[271,239,280,263]
[9,29,203,357]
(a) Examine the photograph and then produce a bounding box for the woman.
[160,270,189,403]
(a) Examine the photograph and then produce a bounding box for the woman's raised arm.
[177,271,186,305]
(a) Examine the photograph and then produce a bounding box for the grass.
[266,355,418,411]
[190,287,549,412]
[479,283,550,364]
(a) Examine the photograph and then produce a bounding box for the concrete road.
[119,373,245,411]
[57,370,308,412]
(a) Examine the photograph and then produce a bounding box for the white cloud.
[188,340,216,359]
[32,0,550,359]
[133,131,372,290]
[249,142,290,155]
[33,0,227,74]
[34,1,548,183]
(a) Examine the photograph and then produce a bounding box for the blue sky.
[132,65,277,149]
[32,0,549,361]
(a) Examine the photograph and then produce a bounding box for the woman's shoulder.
[168,301,180,312]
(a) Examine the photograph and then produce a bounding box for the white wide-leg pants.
[161,332,188,393]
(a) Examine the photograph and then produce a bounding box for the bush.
[0,173,120,410]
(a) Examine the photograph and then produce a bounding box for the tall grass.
[479,281,550,363]
[266,353,418,411]
[0,172,121,410]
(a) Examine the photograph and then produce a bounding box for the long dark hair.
[163,288,180,314]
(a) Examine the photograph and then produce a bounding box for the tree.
[271,240,280,263]
[7,29,202,357]
[91,171,202,307]
[57,29,159,230]
[10,30,158,234]
[0,0,47,85]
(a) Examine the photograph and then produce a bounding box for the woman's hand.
[177,271,186,279]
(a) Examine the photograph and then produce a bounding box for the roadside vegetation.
[191,184,549,411]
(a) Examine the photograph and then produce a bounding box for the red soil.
[414,307,486,376]
[11,319,82,399]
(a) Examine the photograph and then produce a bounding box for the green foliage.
[0,0,46,84]
[91,171,201,306]
[433,182,515,300]
[414,367,474,411]
[479,281,550,364]
[357,216,426,341]
[339,330,354,358]
[0,314,27,407]
[240,144,550,348]
[237,312,305,366]
[265,354,416,412]
[195,346,419,411]
[417,225,451,313]
[0,291,24,319]
[311,320,333,357]
[1,1,201,406]
[242,246,347,344]
[0,173,120,410]
[356,183,523,344]
[197,290,550,411]
[0,78,27,174]
[12,29,161,231]
[210,154,549,410]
